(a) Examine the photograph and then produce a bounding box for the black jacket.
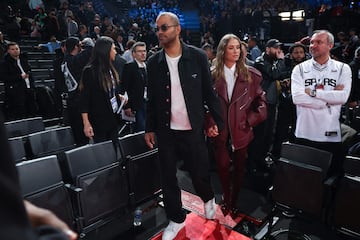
[349,58,360,102]
[146,43,223,135]
[255,53,286,105]
[1,53,33,89]
[79,66,121,136]
[122,61,147,111]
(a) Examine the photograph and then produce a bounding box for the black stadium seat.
[4,117,45,138]
[26,126,76,159]
[118,131,162,206]
[272,142,333,217]
[331,156,360,239]
[16,155,75,228]
[8,136,26,163]
[63,141,128,235]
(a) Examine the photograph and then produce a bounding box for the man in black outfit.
[1,42,37,120]
[122,41,148,131]
[145,12,223,240]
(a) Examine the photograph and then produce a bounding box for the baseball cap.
[266,39,282,48]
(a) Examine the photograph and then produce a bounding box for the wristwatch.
[310,89,316,97]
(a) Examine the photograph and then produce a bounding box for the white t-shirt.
[165,53,192,130]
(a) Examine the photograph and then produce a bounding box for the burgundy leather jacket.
[208,66,267,150]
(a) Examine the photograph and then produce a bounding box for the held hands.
[145,132,155,149]
[206,125,219,137]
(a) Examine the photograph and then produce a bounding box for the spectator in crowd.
[208,34,267,218]
[348,46,360,109]
[200,30,215,47]
[122,41,148,131]
[291,30,352,176]
[272,43,309,159]
[114,32,125,55]
[0,111,77,240]
[66,15,78,37]
[79,36,122,143]
[0,31,9,59]
[145,12,223,240]
[1,42,37,120]
[36,35,61,53]
[122,39,136,63]
[113,47,127,80]
[90,26,101,41]
[249,39,286,171]
[54,40,67,124]
[202,43,215,68]
[77,24,89,40]
[62,37,93,145]
[248,36,262,61]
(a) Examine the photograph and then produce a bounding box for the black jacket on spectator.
[1,53,37,120]
[122,61,147,112]
[255,52,286,105]
[349,58,360,103]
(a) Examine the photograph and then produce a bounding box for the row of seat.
[268,143,360,239]
[15,132,162,237]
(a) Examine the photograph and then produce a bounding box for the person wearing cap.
[62,36,93,145]
[249,38,286,171]
[271,43,309,159]
[291,30,352,176]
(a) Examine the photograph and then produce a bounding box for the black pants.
[294,138,345,176]
[67,97,88,146]
[158,129,214,223]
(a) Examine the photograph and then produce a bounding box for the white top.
[224,64,236,101]
[165,53,192,130]
[17,59,30,88]
[291,58,352,142]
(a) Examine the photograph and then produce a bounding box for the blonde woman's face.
[224,38,241,66]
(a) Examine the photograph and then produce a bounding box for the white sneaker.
[162,220,185,240]
[204,198,216,219]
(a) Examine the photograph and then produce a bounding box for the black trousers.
[157,129,214,223]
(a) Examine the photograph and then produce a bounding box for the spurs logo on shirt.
[304,78,337,87]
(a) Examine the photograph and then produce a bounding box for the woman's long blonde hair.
[212,34,251,82]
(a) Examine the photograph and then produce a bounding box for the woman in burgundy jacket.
[207,34,267,218]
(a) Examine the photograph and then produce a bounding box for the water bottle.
[133,207,142,227]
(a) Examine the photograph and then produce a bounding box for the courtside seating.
[16,155,75,228]
[118,131,161,206]
[63,141,128,235]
